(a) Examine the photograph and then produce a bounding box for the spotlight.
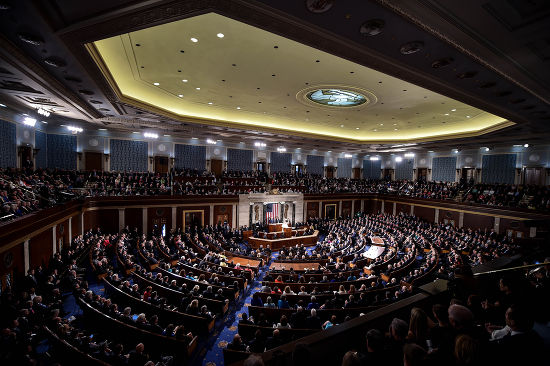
[23,117,36,127]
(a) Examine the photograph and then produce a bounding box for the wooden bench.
[103,278,216,334]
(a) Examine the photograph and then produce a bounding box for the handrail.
[473,261,549,276]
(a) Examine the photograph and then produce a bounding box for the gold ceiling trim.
[86,29,514,144]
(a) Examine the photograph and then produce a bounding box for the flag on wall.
[266,203,279,222]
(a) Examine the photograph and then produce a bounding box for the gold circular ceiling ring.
[296,84,378,109]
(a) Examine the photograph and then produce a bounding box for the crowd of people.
[1,167,549,223]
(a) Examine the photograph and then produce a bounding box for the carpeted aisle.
[199,260,270,366]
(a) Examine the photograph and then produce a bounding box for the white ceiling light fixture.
[208,102,213,105]
[98,128,107,131]
[196,87,200,90]
[37,108,51,117]
[453,149,459,154]
[153,82,160,86]
[207,138,217,144]
[369,156,379,161]
[484,147,490,152]
[344,154,352,158]
[277,147,287,152]
[23,117,37,127]
[163,134,171,137]
[191,137,198,140]
[524,144,529,148]
[236,107,241,110]
[132,131,140,134]
[395,156,403,162]
[451,109,456,112]
[404,153,415,157]
[143,132,158,138]
[67,126,83,133]
[254,142,266,147]
[466,115,471,118]
[217,33,224,38]
[178,94,183,98]
[190,37,198,43]
[182,79,188,83]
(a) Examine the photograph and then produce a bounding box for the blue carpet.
[199,265,268,366]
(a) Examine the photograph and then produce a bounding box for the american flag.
[266,203,279,223]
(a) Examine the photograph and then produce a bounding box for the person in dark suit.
[227,333,247,351]
[265,329,283,350]
[147,315,163,333]
[306,309,322,329]
[290,306,308,329]
[248,329,266,353]
[493,305,544,366]
[127,343,149,366]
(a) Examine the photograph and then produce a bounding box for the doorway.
[383,168,394,181]
[461,168,475,184]
[524,167,544,186]
[84,152,103,171]
[257,162,266,172]
[211,159,223,177]
[183,210,204,229]
[154,156,169,174]
[417,168,427,182]
[19,145,33,169]
[352,167,361,179]
[326,166,335,178]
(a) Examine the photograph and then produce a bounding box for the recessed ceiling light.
[524,143,529,147]
[444,113,449,116]
[196,87,200,90]
[356,127,360,130]
[340,124,344,127]
[153,82,160,86]
[380,123,384,126]
[217,33,224,38]
[98,128,107,130]
[163,134,170,137]
[428,150,434,153]
[191,137,198,140]
[42,121,48,124]
[394,128,398,131]
[208,102,213,105]
[178,94,183,98]
[466,115,471,118]
[451,109,456,111]
[132,131,140,134]
[190,37,198,43]
[373,129,377,132]
[327,150,332,152]
[236,107,241,110]
[182,79,188,83]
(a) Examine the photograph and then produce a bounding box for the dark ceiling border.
[52,0,532,140]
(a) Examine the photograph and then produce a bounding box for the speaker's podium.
[268,223,283,232]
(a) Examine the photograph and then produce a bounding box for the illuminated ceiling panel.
[90,12,513,142]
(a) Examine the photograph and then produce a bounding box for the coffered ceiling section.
[90,12,512,142]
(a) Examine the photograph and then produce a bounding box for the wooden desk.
[269,262,321,271]
[370,236,385,245]
[268,223,283,232]
[227,256,262,270]
[248,230,319,250]
[242,230,253,240]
